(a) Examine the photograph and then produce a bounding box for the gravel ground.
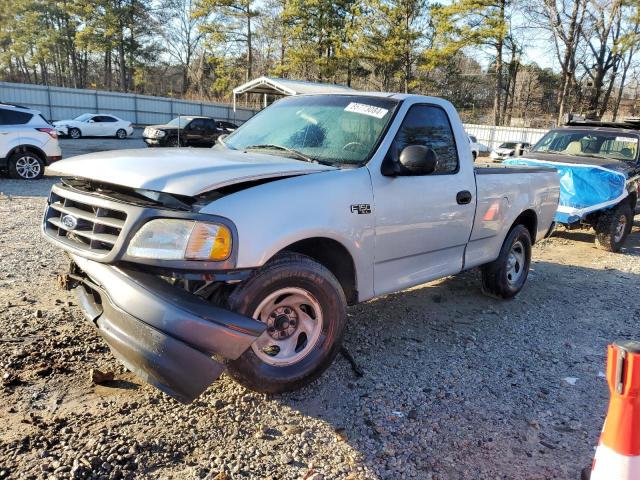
[1,174,639,480]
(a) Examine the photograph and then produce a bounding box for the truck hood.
[48,147,336,196]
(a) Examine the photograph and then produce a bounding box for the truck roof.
[557,125,640,136]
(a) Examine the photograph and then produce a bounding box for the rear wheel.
[116,128,127,139]
[8,151,45,180]
[481,224,532,299]
[594,203,633,252]
[225,252,347,393]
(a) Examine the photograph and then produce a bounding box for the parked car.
[490,141,531,161]
[43,93,559,403]
[143,116,237,147]
[53,114,133,139]
[504,117,639,252]
[0,103,61,180]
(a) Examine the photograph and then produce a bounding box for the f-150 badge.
[351,204,372,214]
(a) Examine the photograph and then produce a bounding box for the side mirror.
[88,119,95,123]
[398,145,438,175]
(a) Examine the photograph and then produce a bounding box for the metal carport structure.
[232,76,354,111]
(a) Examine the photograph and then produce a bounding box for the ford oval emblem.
[61,214,78,230]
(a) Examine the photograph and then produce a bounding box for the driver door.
[84,115,101,136]
[371,104,476,296]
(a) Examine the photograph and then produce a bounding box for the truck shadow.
[275,246,640,478]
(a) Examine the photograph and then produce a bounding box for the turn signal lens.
[185,223,232,261]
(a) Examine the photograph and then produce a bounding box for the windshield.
[167,116,193,128]
[532,129,639,163]
[499,142,517,149]
[74,113,93,122]
[224,95,400,166]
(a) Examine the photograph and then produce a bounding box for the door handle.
[456,190,473,205]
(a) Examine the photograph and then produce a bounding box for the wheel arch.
[512,209,538,244]
[628,191,637,211]
[7,144,47,163]
[271,237,358,305]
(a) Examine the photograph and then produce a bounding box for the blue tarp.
[503,157,627,224]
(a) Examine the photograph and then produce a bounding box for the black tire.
[8,151,45,180]
[167,136,182,147]
[481,224,532,299]
[225,252,347,393]
[69,128,81,139]
[116,128,127,139]
[594,202,633,252]
[472,151,477,161]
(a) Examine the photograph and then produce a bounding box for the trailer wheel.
[225,252,347,393]
[594,202,633,253]
[481,224,532,299]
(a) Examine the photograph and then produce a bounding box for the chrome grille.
[44,188,127,255]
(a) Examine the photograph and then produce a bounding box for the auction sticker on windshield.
[615,136,638,144]
[344,102,389,119]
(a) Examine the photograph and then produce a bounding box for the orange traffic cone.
[589,340,640,480]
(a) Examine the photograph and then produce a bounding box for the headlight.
[127,219,232,261]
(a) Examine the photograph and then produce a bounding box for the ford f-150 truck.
[43,93,560,403]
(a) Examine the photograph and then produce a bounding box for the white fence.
[464,123,549,150]
[0,81,257,126]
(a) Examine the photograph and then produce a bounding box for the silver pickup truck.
[43,93,560,403]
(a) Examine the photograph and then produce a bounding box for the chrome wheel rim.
[117,129,126,138]
[251,287,323,367]
[15,155,41,179]
[614,214,627,243]
[70,129,80,139]
[506,240,525,286]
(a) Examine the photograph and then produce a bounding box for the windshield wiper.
[244,144,332,166]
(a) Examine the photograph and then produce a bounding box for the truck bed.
[463,163,560,270]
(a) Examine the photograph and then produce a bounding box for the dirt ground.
[1,174,639,480]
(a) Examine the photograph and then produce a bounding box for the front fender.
[199,167,376,300]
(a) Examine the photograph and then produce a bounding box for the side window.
[189,119,205,129]
[0,108,33,125]
[204,119,216,130]
[100,116,117,122]
[392,105,459,174]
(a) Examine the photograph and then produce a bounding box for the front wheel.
[8,151,45,180]
[167,136,183,147]
[594,203,633,252]
[225,252,347,393]
[481,224,532,299]
[69,128,81,139]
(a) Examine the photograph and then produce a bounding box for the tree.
[361,0,427,93]
[429,0,511,125]
[156,0,207,93]
[580,0,625,118]
[195,0,259,82]
[531,0,588,122]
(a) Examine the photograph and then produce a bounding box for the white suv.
[0,104,62,180]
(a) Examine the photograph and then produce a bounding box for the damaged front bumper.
[65,254,265,403]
